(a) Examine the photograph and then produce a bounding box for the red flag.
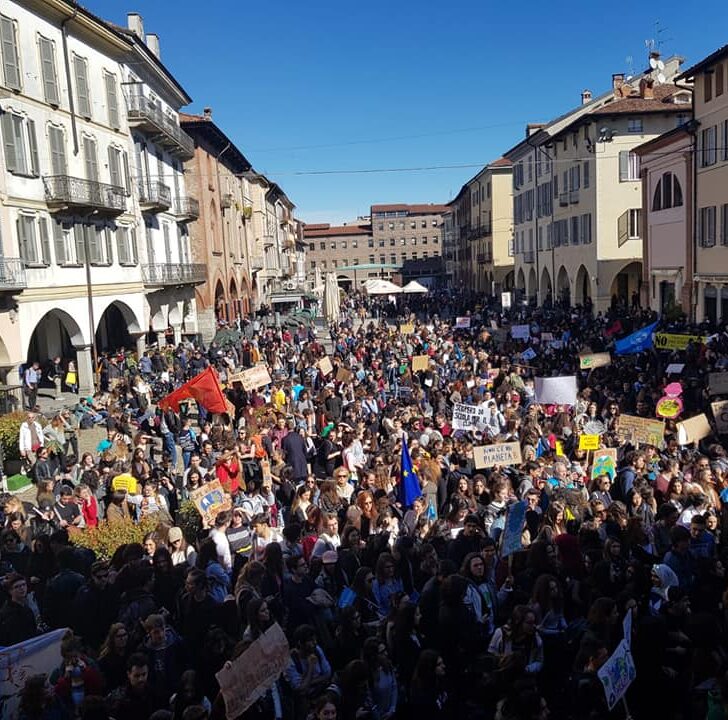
[604,320,622,338]
[158,366,229,414]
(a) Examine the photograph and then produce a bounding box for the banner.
[317,356,333,376]
[241,365,273,392]
[654,333,707,351]
[617,415,664,447]
[579,434,600,451]
[452,403,488,431]
[534,376,577,406]
[597,639,636,710]
[501,501,527,557]
[411,355,430,372]
[216,623,290,718]
[677,413,712,445]
[579,352,611,370]
[709,373,728,396]
[510,324,530,340]
[712,400,728,434]
[0,628,67,720]
[455,316,471,329]
[190,479,231,527]
[473,442,523,469]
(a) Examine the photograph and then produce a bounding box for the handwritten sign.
[579,434,600,451]
[241,364,272,392]
[654,332,706,351]
[228,372,245,385]
[617,414,664,447]
[709,373,728,396]
[510,324,530,340]
[712,400,728,434]
[455,316,471,329]
[190,479,231,527]
[411,354,430,372]
[579,352,611,370]
[598,639,636,710]
[591,452,617,480]
[521,348,537,362]
[656,396,682,419]
[473,442,523,469]
[452,403,488,431]
[216,623,290,718]
[555,441,565,457]
[336,367,353,383]
[400,323,414,335]
[260,459,273,486]
[501,501,527,557]
[677,413,712,445]
[534,375,577,406]
[317,356,333,376]
[111,473,137,494]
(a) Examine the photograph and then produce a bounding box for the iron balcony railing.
[569,189,580,204]
[44,175,125,215]
[559,192,569,207]
[141,263,206,286]
[125,95,195,158]
[139,182,172,211]
[175,196,200,220]
[0,257,27,290]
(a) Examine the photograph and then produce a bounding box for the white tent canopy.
[402,280,428,294]
[363,279,403,295]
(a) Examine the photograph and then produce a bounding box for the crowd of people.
[3,289,728,720]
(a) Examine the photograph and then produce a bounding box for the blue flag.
[614,320,658,355]
[398,436,421,508]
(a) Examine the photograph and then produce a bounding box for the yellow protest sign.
[400,323,414,335]
[111,473,137,494]
[555,441,565,457]
[411,354,429,372]
[654,333,707,351]
[578,434,600,451]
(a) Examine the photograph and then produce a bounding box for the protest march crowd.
[4,288,728,720]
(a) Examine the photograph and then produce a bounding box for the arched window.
[652,181,663,211]
[652,172,684,211]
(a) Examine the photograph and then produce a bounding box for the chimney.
[127,13,144,39]
[612,73,625,96]
[203,107,213,119]
[640,77,655,100]
[145,33,160,59]
[581,89,592,105]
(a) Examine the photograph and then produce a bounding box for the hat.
[322,550,339,564]
[168,527,183,543]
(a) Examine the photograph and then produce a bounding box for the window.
[422,251,428,259]
[652,172,683,211]
[341,240,347,249]
[0,14,21,90]
[1,112,39,176]
[389,238,395,246]
[432,235,438,244]
[107,146,127,190]
[400,237,406,245]
[83,136,98,181]
[410,220,416,229]
[73,54,91,118]
[399,221,405,230]
[352,239,358,248]
[48,125,67,175]
[17,214,50,266]
[527,157,533,181]
[332,260,338,268]
[701,126,717,167]
[379,254,385,264]
[628,209,641,240]
[378,223,384,231]
[421,219,426,228]
[546,224,552,250]
[52,218,78,265]
[723,119,728,161]
[330,241,336,250]
[116,225,138,265]
[38,35,59,105]
[390,254,396,264]
[627,118,643,133]
[722,204,728,245]
[717,63,724,97]
[581,214,592,244]
[321,260,327,269]
[319,241,325,250]
[583,161,590,189]
[538,226,543,251]
[368,238,374,248]
[378,238,385,247]
[369,255,375,264]
[571,216,580,245]
[104,72,120,129]
[699,206,716,247]
[310,260,316,269]
[411,252,417,260]
[308,243,314,251]
[353,259,359,265]
[88,223,112,265]
[704,72,713,103]
[422,237,428,245]
[432,219,438,227]
[411,237,416,245]
[618,151,640,181]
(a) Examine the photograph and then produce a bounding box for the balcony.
[220,193,234,210]
[250,254,265,271]
[139,182,172,213]
[141,263,206,286]
[0,257,27,291]
[175,196,200,221]
[569,189,580,204]
[126,95,194,158]
[44,175,126,216]
[558,192,569,207]
[523,250,535,263]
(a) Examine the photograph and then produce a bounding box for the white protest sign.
[473,442,523,468]
[455,316,471,329]
[452,403,488,430]
[665,363,685,375]
[712,400,728,434]
[534,375,577,406]
[241,364,273,391]
[501,291,512,309]
[510,324,530,340]
[597,639,636,711]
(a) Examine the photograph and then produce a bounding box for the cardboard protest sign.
[510,324,530,340]
[591,452,617,480]
[317,356,333,376]
[677,413,712,445]
[111,473,137,494]
[665,363,685,375]
[579,434,600,451]
[534,376,577,406]
[190,479,231,526]
[240,364,272,392]
[228,372,246,385]
[216,623,290,718]
[501,501,527,557]
[709,373,728,396]
[455,316,471,329]
[654,333,706,351]
[597,640,636,710]
[579,352,612,370]
[400,323,414,335]
[473,442,523,469]
[452,403,488,430]
[541,332,554,342]
[336,367,353,383]
[501,291,512,309]
[555,441,565,457]
[411,354,430,372]
[617,415,664,447]
[260,459,273,486]
[656,396,683,419]
[711,400,728,434]
[521,348,537,362]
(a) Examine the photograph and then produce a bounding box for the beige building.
[634,127,693,315]
[303,222,374,288]
[677,45,728,323]
[451,159,514,293]
[505,55,689,312]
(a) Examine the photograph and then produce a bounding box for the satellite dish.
[657,72,666,84]
[657,59,665,70]
[649,57,658,69]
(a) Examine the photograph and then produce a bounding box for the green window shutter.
[48,126,66,175]
[0,16,21,90]
[26,119,39,176]
[53,219,66,265]
[1,112,17,172]
[39,36,59,105]
[39,217,51,265]
[105,73,119,129]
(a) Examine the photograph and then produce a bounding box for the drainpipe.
[61,7,79,155]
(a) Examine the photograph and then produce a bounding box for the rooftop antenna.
[625,55,634,80]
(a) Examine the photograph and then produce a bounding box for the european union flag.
[614,320,659,356]
[398,436,421,508]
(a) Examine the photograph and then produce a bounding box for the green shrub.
[69,515,160,561]
[177,500,202,543]
[0,412,28,462]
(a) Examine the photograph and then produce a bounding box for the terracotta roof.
[302,223,330,231]
[489,157,513,168]
[588,84,688,116]
[371,203,449,215]
[678,44,728,80]
[179,112,208,123]
[303,224,372,238]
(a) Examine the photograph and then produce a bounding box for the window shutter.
[39,217,51,265]
[1,111,17,172]
[53,219,66,265]
[619,151,628,181]
[26,119,39,176]
[0,16,21,90]
[75,224,86,263]
[74,56,91,117]
[49,125,67,175]
[145,224,155,263]
[16,217,28,264]
[83,137,98,182]
[583,161,590,188]
[87,225,100,264]
[105,73,119,129]
[117,227,129,265]
[105,226,113,264]
[618,210,629,246]
[122,151,130,194]
[38,36,59,105]
[163,223,171,263]
[108,146,121,187]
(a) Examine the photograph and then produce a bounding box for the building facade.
[634,127,693,314]
[677,45,728,323]
[303,222,374,288]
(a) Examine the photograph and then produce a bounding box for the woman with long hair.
[261,541,285,622]
[361,636,398,720]
[234,560,266,630]
[291,484,313,524]
[538,500,567,543]
[242,597,274,642]
[98,622,130,692]
[319,480,343,515]
[487,604,544,675]
[372,552,404,617]
[408,649,449,720]
[196,537,231,604]
[355,491,378,538]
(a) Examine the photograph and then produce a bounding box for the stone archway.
[528,267,537,302]
[540,266,553,306]
[229,277,239,321]
[215,279,226,322]
[557,266,571,308]
[575,265,592,308]
[96,300,142,353]
[609,261,643,308]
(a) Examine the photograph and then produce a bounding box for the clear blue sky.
[88,0,728,224]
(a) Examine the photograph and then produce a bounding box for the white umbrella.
[323,272,341,321]
[402,280,428,294]
[365,279,403,295]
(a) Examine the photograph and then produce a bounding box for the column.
[75,346,95,396]
[718,284,725,324]
[133,333,146,359]
[172,325,182,346]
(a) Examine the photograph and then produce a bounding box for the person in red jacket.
[75,483,99,528]
[51,633,105,714]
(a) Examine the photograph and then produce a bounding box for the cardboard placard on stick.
[317,356,333,376]
[579,434,600,451]
[709,373,728,396]
[336,367,353,384]
[190,480,231,527]
[677,413,712,445]
[711,400,728,434]
[411,354,429,372]
[616,414,664,447]
[473,442,523,469]
[579,352,612,370]
[240,365,272,392]
[400,323,414,335]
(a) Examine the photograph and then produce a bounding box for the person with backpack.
[178,418,198,471]
[283,625,333,719]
